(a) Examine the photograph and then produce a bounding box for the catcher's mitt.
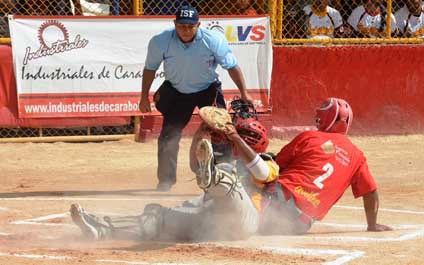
[199,106,233,134]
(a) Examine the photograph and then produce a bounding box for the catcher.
[70,101,276,241]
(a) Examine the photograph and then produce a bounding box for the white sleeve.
[246,154,270,181]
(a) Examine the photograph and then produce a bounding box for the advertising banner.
[9,16,272,117]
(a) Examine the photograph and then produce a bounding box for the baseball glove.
[199,106,233,133]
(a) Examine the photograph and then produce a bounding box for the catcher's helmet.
[315,97,353,134]
[235,117,269,153]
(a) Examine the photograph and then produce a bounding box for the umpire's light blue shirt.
[144,27,238,94]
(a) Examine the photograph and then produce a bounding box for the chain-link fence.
[0,0,137,37]
[0,0,270,38]
[142,0,268,15]
[276,0,424,43]
[0,121,135,139]
[2,1,423,40]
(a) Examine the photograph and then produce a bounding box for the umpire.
[139,5,252,191]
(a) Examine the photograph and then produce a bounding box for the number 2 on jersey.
[313,162,334,189]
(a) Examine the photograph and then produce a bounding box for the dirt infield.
[1,135,423,265]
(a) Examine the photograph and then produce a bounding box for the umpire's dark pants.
[157,81,225,186]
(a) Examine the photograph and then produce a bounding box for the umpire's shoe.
[70,203,110,240]
[195,139,214,190]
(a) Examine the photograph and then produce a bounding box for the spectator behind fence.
[332,0,363,22]
[302,0,349,38]
[71,0,124,16]
[70,0,83,15]
[282,0,307,38]
[395,0,424,37]
[347,0,398,37]
[230,0,258,15]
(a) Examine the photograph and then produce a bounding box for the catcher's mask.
[315,97,353,134]
[230,98,257,123]
[235,117,269,153]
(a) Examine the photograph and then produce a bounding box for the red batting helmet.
[235,117,269,153]
[315,97,353,134]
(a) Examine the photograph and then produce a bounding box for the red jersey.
[275,131,377,221]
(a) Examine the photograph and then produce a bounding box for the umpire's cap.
[175,6,199,24]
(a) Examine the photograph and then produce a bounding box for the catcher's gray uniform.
[71,139,259,241]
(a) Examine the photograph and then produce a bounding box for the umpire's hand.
[139,97,151,113]
[241,93,254,106]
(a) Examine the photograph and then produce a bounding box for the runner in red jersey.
[276,130,375,221]
[259,97,392,235]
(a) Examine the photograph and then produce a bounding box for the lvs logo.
[225,24,266,42]
[23,20,89,65]
[207,21,266,43]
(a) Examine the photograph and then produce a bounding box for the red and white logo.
[23,20,89,65]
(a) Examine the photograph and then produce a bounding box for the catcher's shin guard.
[138,203,164,240]
[100,204,164,241]
[213,163,241,197]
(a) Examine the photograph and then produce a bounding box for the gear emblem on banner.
[37,20,69,48]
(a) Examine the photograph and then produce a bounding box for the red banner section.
[18,90,270,118]
[18,92,141,118]
[3,44,424,134]
[271,45,424,134]
[0,45,19,127]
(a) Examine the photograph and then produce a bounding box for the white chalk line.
[334,205,424,215]
[96,260,197,265]
[317,222,424,229]
[10,212,73,227]
[0,252,70,260]
[10,221,74,227]
[0,207,9,212]
[296,229,424,242]
[11,213,68,223]
[259,246,364,265]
